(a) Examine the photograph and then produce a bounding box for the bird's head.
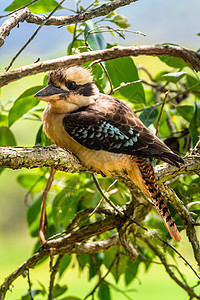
[35,66,99,112]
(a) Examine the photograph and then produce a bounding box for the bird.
[35,65,183,242]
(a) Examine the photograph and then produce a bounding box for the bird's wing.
[63,95,183,166]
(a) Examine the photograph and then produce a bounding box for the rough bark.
[0,45,200,87]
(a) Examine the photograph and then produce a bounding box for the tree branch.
[0,0,138,48]
[0,146,199,183]
[0,218,120,299]
[160,184,200,267]
[26,0,138,25]
[142,236,200,299]
[0,8,31,48]
[0,45,200,87]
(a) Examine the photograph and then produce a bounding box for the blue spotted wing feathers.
[63,94,183,166]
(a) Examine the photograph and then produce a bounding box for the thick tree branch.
[0,0,137,48]
[0,8,30,47]
[0,217,120,299]
[26,0,138,25]
[0,146,86,172]
[0,146,199,182]
[0,45,200,87]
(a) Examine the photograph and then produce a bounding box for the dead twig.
[39,167,56,244]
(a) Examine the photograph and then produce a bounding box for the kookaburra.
[35,65,183,242]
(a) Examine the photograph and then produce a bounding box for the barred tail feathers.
[136,157,181,242]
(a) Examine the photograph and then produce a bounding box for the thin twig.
[66,179,118,232]
[92,173,124,217]
[39,167,56,244]
[104,280,133,300]
[155,90,169,136]
[166,111,177,137]
[49,255,64,300]
[119,228,138,263]
[0,0,39,19]
[0,0,137,49]
[135,82,200,113]
[84,252,119,299]
[27,269,34,300]
[111,80,141,94]
[141,236,200,299]
[133,220,200,280]
[84,31,114,94]
[5,0,65,71]
[137,65,154,81]
[186,201,200,210]
[84,26,144,94]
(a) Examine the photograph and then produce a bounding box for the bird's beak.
[34,84,69,102]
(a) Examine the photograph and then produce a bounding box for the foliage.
[0,0,200,300]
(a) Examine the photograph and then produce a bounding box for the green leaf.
[60,297,82,300]
[144,90,156,106]
[59,255,72,278]
[187,75,200,89]
[125,260,140,285]
[67,25,76,34]
[8,86,44,127]
[89,253,103,280]
[186,75,200,97]
[105,57,145,103]
[67,40,87,55]
[0,114,8,126]
[52,186,78,229]
[189,102,199,147]
[112,15,130,28]
[139,106,158,127]
[17,173,47,192]
[91,63,108,93]
[5,0,62,14]
[53,284,68,298]
[21,289,45,300]
[84,20,107,51]
[154,70,170,82]
[26,195,42,228]
[98,283,111,300]
[158,55,188,68]
[0,126,16,146]
[35,124,51,146]
[77,253,90,270]
[104,246,127,283]
[177,105,194,123]
[162,71,186,83]
[5,0,31,10]
[189,177,200,194]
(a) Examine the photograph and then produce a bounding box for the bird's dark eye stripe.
[78,82,94,97]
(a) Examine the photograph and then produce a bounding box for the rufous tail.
[136,157,181,242]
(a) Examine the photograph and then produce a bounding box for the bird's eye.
[66,81,77,90]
